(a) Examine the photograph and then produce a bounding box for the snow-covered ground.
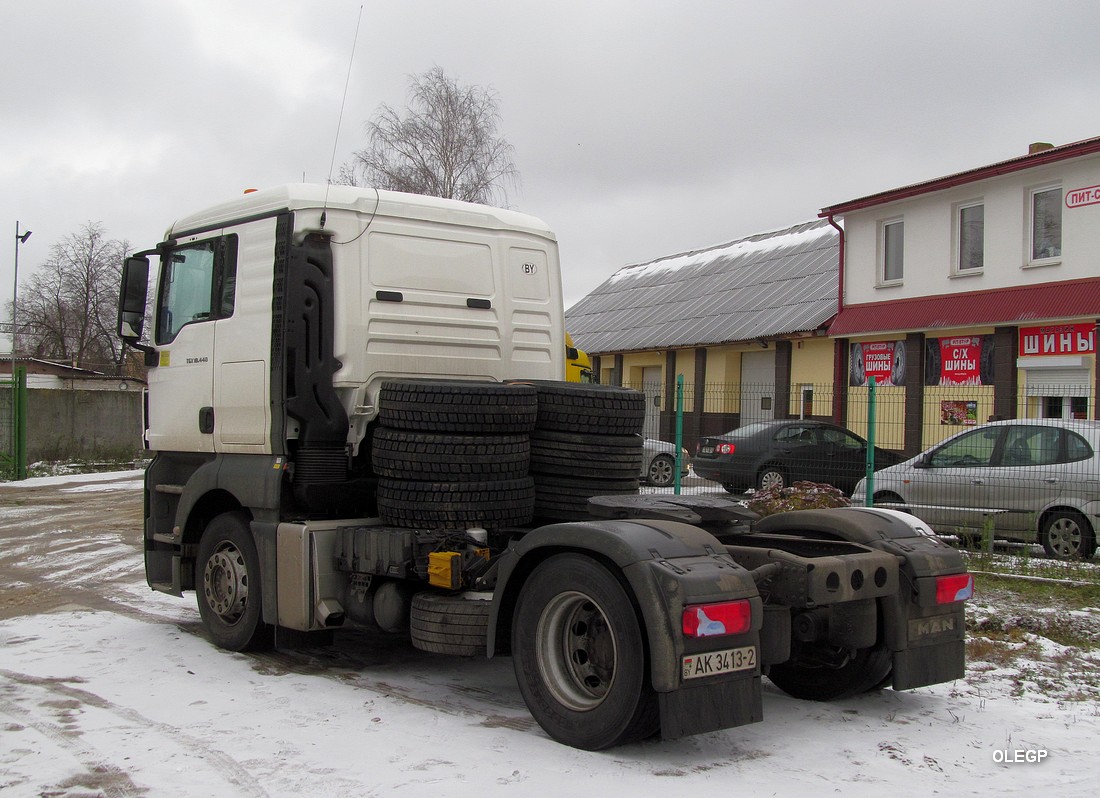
[1,472,1098,797]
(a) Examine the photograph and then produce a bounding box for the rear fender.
[488,519,761,693]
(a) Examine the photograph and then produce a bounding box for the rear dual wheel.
[767,644,892,701]
[512,554,658,750]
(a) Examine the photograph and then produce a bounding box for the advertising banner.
[1018,323,1095,356]
[940,400,978,426]
[849,341,904,387]
[924,336,991,386]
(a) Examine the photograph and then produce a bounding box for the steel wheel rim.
[1048,518,1082,557]
[203,541,250,623]
[760,470,784,490]
[536,590,617,711]
[650,457,674,486]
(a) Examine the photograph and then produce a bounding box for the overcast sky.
[3,0,1100,317]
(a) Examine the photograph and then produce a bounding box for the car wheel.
[646,454,675,487]
[1040,510,1096,560]
[757,467,786,492]
[872,491,906,509]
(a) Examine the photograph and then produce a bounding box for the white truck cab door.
[145,237,227,453]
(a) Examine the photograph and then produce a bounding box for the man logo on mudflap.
[910,617,956,637]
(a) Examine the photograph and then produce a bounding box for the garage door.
[740,350,775,426]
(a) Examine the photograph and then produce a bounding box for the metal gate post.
[864,375,876,506]
[10,366,27,480]
[674,375,685,494]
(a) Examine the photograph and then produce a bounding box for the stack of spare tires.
[373,379,646,528]
[526,382,646,521]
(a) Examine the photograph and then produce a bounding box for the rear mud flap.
[891,603,967,690]
[659,674,763,740]
[892,639,966,690]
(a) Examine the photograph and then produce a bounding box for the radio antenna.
[322,3,364,229]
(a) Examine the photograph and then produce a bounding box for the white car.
[642,438,691,487]
[852,418,1100,559]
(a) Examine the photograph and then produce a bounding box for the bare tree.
[341,67,519,205]
[13,222,130,373]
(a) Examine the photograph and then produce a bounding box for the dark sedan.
[693,420,905,494]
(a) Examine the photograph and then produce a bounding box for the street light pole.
[13,221,31,356]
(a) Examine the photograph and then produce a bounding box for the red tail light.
[682,599,752,638]
[717,443,735,455]
[935,573,974,604]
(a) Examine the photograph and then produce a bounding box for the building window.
[880,219,904,283]
[956,202,984,273]
[1030,185,1062,263]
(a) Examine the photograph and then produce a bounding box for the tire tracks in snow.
[0,668,269,798]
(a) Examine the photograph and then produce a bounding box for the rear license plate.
[701,446,714,454]
[682,646,756,680]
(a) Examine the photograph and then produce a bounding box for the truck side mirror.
[118,255,149,343]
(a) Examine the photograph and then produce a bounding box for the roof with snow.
[565,219,839,354]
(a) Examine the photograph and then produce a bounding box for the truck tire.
[766,644,892,701]
[372,428,530,481]
[516,382,646,435]
[379,380,538,434]
[530,431,643,479]
[410,592,491,656]
[511,553,659,750]
[534,475,640,522]
[195,512,273,652]
[377,477,536,528]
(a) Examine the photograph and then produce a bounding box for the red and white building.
[821,137,1100,453]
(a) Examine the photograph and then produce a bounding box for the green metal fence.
[0,366,28,480]
[633,378,1099,558]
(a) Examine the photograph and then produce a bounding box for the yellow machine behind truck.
[117,184,972,750]
[565,332,593,382]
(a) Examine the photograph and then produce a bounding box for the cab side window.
[155,235,238,344]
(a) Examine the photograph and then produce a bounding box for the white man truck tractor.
[117,184,972,750]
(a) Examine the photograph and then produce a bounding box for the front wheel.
[646,454,676,487]
[1041,510,1096,560]
[195,512,272,652]
[511,554,658,750]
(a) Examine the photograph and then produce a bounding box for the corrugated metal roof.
[828,277,1100,336]
[565,220,839,354]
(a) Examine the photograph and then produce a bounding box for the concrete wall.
[26,389,144,462]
